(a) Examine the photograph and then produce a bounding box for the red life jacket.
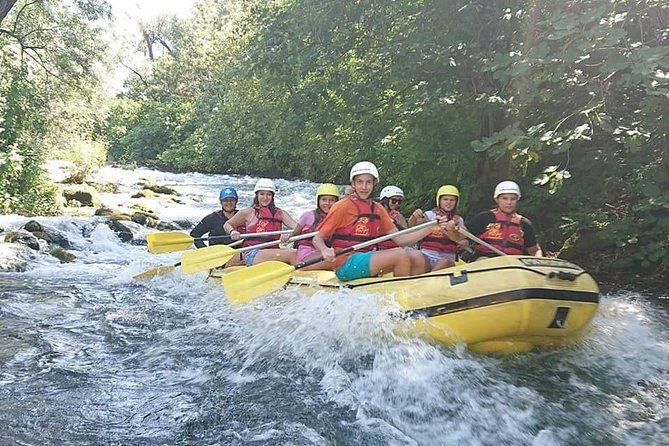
[476,208,525,255]
[419,208,461,253]
[330,196,383,251]
[243,205,284,247]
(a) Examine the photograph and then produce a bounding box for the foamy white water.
[0,164,667,445]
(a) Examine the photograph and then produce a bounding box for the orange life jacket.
[330,196,383,251]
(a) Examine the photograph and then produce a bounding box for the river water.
[0,166,667,445]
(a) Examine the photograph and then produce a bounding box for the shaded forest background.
[1,0,668,277]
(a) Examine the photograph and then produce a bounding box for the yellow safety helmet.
[316,183,340,199]
[436,185,460,206]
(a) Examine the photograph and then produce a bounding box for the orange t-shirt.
[317,197,397,268]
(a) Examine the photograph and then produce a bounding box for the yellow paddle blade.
[222,261,296,305]
[133,264,177,280]
[181,244,237,274]
[146,232,194,253]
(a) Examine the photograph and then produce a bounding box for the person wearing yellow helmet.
[409,185,468,270]
[466,181,543,259]
[223,178,299,266]
[311,161,450,281]
[290,183,340,270]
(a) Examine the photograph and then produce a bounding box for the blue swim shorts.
[243,248,260,266]
[335,251,373,282]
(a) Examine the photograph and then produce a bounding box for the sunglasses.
[389,198,403,205]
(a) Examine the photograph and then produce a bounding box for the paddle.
[147,229,293,253]
[180,231,319,274]
[221,220,438,305]
[458,228,507,257]
[133,240,244,280]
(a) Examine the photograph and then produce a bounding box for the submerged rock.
[106,220,134,243]
[4,230,40,251]
[48,247,76,263]
[0,243,33,272]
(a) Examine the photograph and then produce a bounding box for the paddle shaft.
[459,228,507,256]
[234,231,318,253]
[295,220,438,270]
[193,229,293,243]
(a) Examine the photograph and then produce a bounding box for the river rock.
[95,206,132,221]
[4,230,41,251]
[0,243,33,272]
[130,203,158,220]
[173,219,193,229]
[106,220,134,243]
[49,247,76,263]
[132,189,155,198]
[62,184,101,207]
[139,181,180,196]
[156,221,180,231]
[22,220,72,249]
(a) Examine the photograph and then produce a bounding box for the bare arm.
[527,244,543,257]
[408,209,427,227]
[223,208,251,237]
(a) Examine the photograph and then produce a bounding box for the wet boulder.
[156,221,180,231]
[4,230,41,251]
[95,206,132,221]
[130,203,158,220]
[131,189,155,199]
[23,220,72,249]
[173,219,193,229]
[106,220,134,243]
[0,243,33,272]
[139,180,180,196]
[49,247,76,263]
[62,184,101,207]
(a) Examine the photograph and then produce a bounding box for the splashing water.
[0,165,667,445]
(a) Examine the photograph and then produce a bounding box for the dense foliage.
[104,0,668,275]
[1,0,667,276]
[0,0,110,214]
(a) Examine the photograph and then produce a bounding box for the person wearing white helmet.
[379,185,408,230]
[311,161,450,281]
[290,183,340,270]
[409,185,469,270]
[224,178,299,266]
[466,181,543,258]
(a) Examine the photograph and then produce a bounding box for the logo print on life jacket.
[355,217,370,236]
[256,219,269,232]
[486,223,503,239]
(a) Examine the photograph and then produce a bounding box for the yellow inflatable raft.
[282,256,600,354]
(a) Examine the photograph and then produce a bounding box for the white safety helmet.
[349,161,379,182]
[380,185,404,200]
[494,181,521,199]
[254,178,277,194]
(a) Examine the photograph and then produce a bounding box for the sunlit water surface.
[0,166,667,445]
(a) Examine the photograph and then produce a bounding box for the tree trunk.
[143,30,154,60]
[0,0,18,25]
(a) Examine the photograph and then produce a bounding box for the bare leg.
[406,248,430,275]
[432,258,454,271]
[251,248,297,265]
[369,248,411,277]
[224,253,244,268]
[296,251,334,271]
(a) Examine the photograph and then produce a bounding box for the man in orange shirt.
[312,161,452,281]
